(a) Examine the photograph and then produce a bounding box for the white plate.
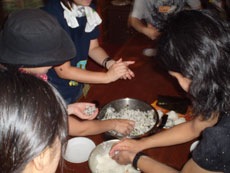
[63,137,96,163]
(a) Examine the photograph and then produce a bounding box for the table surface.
[56,33,192,173]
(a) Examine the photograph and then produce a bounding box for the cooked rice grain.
[102,107,156,137]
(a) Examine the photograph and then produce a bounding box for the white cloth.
[61,2,102,32]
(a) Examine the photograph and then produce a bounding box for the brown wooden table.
[56,33,192,173]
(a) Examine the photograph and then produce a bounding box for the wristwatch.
[132,152,147,170]
[102,57,113,69]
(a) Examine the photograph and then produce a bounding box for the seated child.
[0,70,68,173]
[0,8,135,137]
[110,10,230,172]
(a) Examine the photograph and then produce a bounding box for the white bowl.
[63,137,96,163]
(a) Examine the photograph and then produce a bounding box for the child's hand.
[67,102,98,120]
[106,58,135,82]
[112,119,135,136]
[142,25,160,40]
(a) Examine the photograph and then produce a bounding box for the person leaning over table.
[42,0,135,105]
[0,70,68,173]
[0,8,135,137]
[110,10,230,172]
[129,0,202,40]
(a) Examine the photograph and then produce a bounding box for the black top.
[192,112,230,172]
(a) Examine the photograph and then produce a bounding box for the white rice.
[102,107,156,137]
[94,142,140,173]
[84,105,96,116]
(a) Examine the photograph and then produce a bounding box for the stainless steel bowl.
[88,139,140,173]
[97,98,159,138]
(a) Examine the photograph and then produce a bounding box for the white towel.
[61,2,102,32]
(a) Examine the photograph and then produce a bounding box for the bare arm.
[112,151,221,173]
[54,61,111,83]
[88,39,115,69]
[54,39,134,83]
[89,39,135,79]
[140,115,218,150]
[110,115,218,154]
[68,116,135,136]
[129,17,159,40]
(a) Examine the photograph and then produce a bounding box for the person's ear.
[32,148,50,171]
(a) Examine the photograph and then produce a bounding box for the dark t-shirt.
[42,0,99,104]
[192,112,230,172]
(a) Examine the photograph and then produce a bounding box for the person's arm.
[140,115,218,149]
[112,151,218,173]
[113,151,178,173]
[68,116,135,136]
[54,61,109,83]
[88,39,115,69]
[110,115,218,154]
[129,17,159,40]
[89,39,135,79]
[54,58,134,84]
[54,39,135,83]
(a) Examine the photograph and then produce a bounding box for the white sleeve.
[130,0,145,19]
[186,0,201,9]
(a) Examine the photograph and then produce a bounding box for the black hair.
[157,10,230,119]
[0,70,68,173]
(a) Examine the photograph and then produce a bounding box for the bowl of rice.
[89,139,141,173]
[97,98,159,138]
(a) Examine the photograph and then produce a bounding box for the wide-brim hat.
[0,8,76,67]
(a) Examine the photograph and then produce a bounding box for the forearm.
[138,156,178,173]
[130,17,148,34]
[89,40,115,69]
[140,121,200,150]
[89,46,109,65]
[141,114,218,150]
[68,116,115,136]
[55,66,111,84]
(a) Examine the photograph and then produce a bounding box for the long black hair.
[0,70,68,172]
[157,10,230,119]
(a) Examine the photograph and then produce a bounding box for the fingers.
[125,120,135,135]
[116,58,122,63]
[115,119,135,136]
[123,61,135,66]
[109,139,129,156]
[107,59,135,82]
[110,143,122,156]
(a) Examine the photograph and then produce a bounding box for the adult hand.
[109,138,142,156]
[67,102,98,120]
[143,26,160,40]
[112,119,135,136]
[107,58,135,82]
[111,150,136,165]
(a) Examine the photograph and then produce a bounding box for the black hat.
[0,8,76,67]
